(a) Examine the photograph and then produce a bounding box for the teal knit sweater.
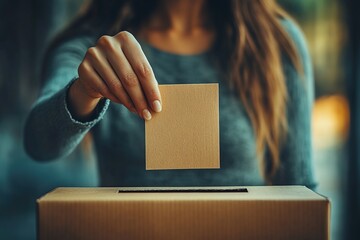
[24,19,316,189]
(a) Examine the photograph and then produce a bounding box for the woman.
[24,0,316,189]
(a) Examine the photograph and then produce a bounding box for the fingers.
[81,32,162,120]
[78,59,119,103]
[103,45,150,119]
[115,31,162,114]
[86,42,136,112]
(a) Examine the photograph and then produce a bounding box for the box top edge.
[37,186,327,202]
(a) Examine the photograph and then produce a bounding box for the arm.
[272,19,317,190]
[24,32,162,161]
[24,36,110,161]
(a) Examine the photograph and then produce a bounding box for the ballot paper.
[145,83,220,170]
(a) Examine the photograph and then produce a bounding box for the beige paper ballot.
[145,83,220,170]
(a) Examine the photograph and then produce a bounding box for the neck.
[137,0,215,55]
[152,0,209,33]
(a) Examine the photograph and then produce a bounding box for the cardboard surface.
[145,84,220,170]
[37,186,330,240]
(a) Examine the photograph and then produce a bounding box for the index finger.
[116,32,162,113]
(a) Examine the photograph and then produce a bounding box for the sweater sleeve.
[24,36,110,161]
[272,19,317,190]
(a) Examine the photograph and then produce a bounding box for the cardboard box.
[37,186,330,240]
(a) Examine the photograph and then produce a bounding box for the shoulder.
[49,34,97,58]
[280,18,314,104]
[43,34,97,73]
[280,17,311,69]
[280,18,306,44]
[41,34,98,85]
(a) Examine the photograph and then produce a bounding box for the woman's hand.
[68,31,162,121]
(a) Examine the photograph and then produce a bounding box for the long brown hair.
[46,0,301,183]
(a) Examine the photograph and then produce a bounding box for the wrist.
[67,79,101,121]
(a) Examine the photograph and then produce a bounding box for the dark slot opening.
[118,187,248,193]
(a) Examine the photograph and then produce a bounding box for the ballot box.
[37,186,330,240]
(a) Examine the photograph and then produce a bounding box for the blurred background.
[0,0,359,239]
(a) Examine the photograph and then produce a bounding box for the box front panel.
[38,199,329,240]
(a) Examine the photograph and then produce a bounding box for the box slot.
[118,187,248,193]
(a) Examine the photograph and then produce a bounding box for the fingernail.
[152,100,162,113]
[142,109,152,120]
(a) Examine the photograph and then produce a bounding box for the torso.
[92,41,264,187]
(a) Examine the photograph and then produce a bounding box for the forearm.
[24,81,109,161]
